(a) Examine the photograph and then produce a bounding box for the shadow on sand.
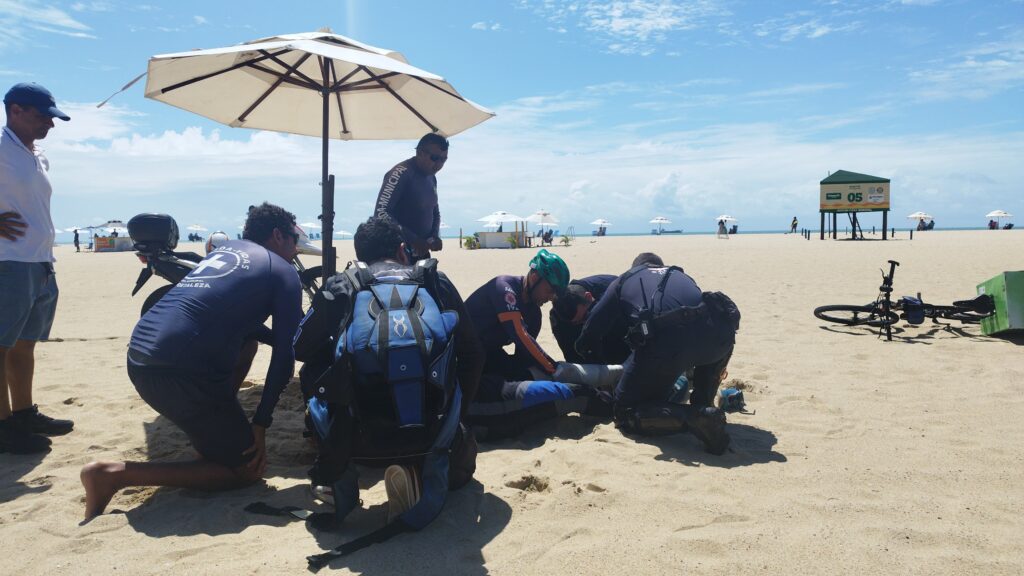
[0,450,52,504]
[634,422,786,469]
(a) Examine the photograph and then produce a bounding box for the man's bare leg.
[80,459,259,521]
[6,339,36,412]
[0,347,11,420]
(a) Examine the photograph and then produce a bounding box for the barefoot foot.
[80,461,124,521]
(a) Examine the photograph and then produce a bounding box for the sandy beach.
[2,229,1023,576]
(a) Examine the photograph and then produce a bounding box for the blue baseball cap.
[4,83,70,121]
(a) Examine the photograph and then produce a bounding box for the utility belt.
[624,303,708,349]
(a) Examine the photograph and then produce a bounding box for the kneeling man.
[80,202,303,520]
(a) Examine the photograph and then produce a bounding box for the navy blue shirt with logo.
[374,158,440,248]
[465,275,555,375]
[129,240,303,427]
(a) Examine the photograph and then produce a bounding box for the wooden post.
[820,212,825,240]
[882,210,888,240]
[832,213,838,239]
[459,227,463,248]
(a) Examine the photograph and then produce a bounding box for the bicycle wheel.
[814,304,899,327]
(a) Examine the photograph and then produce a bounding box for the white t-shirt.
[0,126,55,263]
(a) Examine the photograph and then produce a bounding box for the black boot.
[686,407,730,455]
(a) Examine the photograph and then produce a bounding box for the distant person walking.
[0,82,74,454]
[73,229,80,252]
[717,219,729,239]
[789,217,798,234]
[374,133,448,261]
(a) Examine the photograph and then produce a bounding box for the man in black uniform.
[575,253,737,454]
[374,133,448,260]
[550,274,631,365]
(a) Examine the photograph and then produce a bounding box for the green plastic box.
[977,271,1024,335]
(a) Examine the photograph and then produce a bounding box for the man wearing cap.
[0,83,74,454]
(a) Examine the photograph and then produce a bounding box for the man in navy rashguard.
[374,133,447,260]
[79,202,303,520]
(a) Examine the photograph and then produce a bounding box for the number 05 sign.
[819,171,890,213]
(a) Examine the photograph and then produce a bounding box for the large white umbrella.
[477,211,524,223]
[714,214,737,222]
[186,224,208,232]
[590,218,612,227]
[906,211,933,220]
[986,210,1013,228]
[525,209,560,228]
[64,226,83,232]
[650,216,672,233]
[125,29,494,278]
[299,221,322,229]
[334,230,353,237]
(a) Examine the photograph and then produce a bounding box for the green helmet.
[529,248,570,292]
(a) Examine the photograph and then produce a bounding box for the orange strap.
[498,311,555,374]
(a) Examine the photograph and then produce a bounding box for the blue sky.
[2,0,1022,235]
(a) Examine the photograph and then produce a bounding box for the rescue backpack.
[301,260,468,568]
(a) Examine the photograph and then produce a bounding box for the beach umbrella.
[525,209,560,228]
[649,216,672,233]
[477,211,524,223]
[986,210,1013,228]
[906,211,932,220]
[714,215,737,222]
[589,219,612,227]
[64,226,83,232]
[134,29,494,279]
[482,221,501,229]
[186,224,208,232]
[334,230,353,237]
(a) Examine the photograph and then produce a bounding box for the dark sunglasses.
[281,227,299,243]
[429,153,447,163]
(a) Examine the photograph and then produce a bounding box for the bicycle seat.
[952,294,994,314]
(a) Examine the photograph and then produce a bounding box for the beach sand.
[2,229,1023,575]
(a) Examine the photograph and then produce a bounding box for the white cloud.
[193,15,207,25]
[471,21,501,31]
[26,88,1023,234]
[70,1,113,11]
[908,32,1024,100]
[522,0,729,54]
[0,0,95,50]
[754,13,862,41]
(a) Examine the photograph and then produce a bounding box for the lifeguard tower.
[819,170,891,240]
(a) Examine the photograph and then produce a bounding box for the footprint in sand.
[505,474,550,492]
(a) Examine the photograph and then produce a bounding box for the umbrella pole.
[320,74,335,281]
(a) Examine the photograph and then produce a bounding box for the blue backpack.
[303,260,466,568]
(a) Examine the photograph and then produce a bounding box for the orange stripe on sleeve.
[498,311,555,374]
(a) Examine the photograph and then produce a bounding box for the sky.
[1,0,1022,235]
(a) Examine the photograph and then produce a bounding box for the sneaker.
[0,418,52,454]
[384,465,420,523]
[310,484,335,506]
[9,405,74,436]
[687,407,730,455]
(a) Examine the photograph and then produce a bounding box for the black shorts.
[128,362,254,468]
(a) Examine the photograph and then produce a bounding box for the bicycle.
[813,260,995,341]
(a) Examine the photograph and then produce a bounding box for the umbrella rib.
[331,72,399,91]
[257,50,323,88]
[238,52,314,123]
[160,48,293,94]
[328,60,350,135]
[408,75,468,102]
[357,65,438,133]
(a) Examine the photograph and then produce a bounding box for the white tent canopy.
[590,218,612,227]
[986,210,1013,219]
[906,211,933,220]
